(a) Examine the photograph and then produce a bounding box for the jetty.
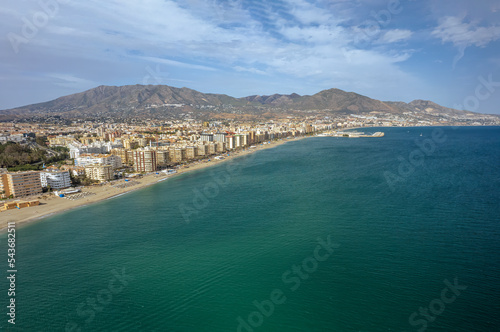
[317,131,385,138]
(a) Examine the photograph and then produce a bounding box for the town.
[1,108,499,219]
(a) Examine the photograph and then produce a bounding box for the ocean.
[2,126,499,331]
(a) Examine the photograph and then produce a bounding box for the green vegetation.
[51,146,70,153]
[0,142,45,167]
[36,136,48,146]
[0,142,70,171]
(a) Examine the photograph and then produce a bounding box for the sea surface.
[1,126,499,331]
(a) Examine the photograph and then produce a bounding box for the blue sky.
[1,0,500,114]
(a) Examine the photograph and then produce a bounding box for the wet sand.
[0,138,305,232]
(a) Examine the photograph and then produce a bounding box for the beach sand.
[0,137,305,232]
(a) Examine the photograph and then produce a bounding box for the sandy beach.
[0,137,306,232]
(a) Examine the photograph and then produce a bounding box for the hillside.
[0,84,492,121]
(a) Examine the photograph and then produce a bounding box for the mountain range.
[0,84,488,121]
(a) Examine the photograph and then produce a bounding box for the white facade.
[85,165,113,182]
[40,171,71,189]
[75,154,122,169]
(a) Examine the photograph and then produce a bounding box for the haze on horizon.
[1,0,500,114]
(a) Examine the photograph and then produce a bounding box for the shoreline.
[0,137,307,233]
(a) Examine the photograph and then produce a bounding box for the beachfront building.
[61,165,85,177]
[156,150,169,167]
[215,142,226,153]
[168,148,184,164]
[0,169,6,198]
[40,170,71,189]
[196,144,207,157]
[1,171,43,198]
[226,135,235,149]
[207,143,216,155]
[111,148,131,166]
[132,150,157,172]
[185,146,197,160]
[75,153,122,169]
[213,132,227,143]
[85,165,113,182]
[200,133,213,142]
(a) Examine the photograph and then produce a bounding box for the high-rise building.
[196,144,207,157]
[85,165,113,182]
[213,132,227,143]
[156,150,170,166]
[200,133,214,142]
[111,148,130,165]
[75,153,122,169]
[185,146,197,160]
[226,136,235,149]
[40,171,71,189]
[1,171,43,198]
[133,150,157,172]
[215,142,226,152]
[207,143,216,155]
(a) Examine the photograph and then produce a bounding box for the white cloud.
[432,16,500,68]
[0,0,421,107]
[233,66,268,75]
[138,56,217,71]
[432,16,500,48]
[379,29,413,43]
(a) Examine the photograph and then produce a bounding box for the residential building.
[213,132,227,142]
[75,153,122,169]
[111,148,131,165]
[200,133,213,142]
[226,135,235,149]
[133,150,157,172]
[85,165,113,182]
[156,150,169,166]
[61,165,85,177]
[215,142,225,152]
[196,144,207,157]
[207,143,216,155]
[40,171,71,189]
[1,171,42,198]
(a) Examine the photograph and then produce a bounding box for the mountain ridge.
[0,84,492,121]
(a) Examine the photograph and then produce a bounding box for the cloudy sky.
[1,0,500,114]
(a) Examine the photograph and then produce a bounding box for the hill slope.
[0,84,489,121]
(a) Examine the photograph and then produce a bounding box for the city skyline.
[2,0,500,114]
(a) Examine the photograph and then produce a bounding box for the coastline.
[0,137,306,233]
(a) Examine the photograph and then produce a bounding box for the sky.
[1,0,500,114]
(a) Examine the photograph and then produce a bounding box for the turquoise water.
[2,126,499,331]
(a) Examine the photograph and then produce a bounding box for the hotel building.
[85,165,114,182]
[40,170,71,189]
[132,150,157,172]
[1,171,43,198]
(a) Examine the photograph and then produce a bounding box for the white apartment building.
[85,165,114,182]
[40,171,71,189]
[75,153,122,169]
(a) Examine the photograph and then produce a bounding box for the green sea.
[2,126,499,331]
